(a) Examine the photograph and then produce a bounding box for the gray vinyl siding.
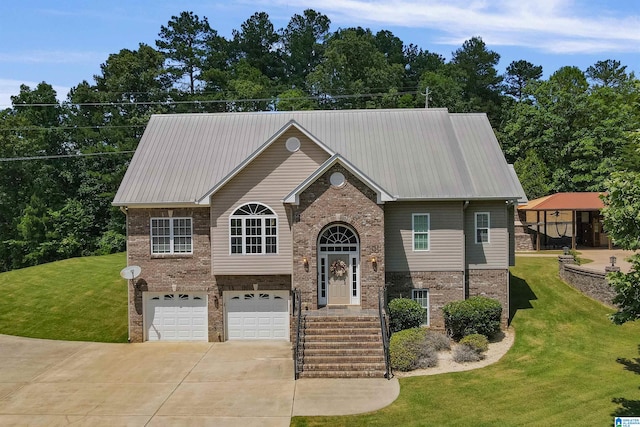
[385,201,464,272]
[508,204,515,266]
[210,129,329,275]
[465,201,509,269]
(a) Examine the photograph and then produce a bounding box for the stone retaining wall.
[558,256,616,307]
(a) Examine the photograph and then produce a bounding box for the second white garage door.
[226,291,290,340]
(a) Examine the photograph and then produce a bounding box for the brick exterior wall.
[467,269,510,327]
[291,164,385,310]
[126,207,216,342]
[385,271,464,330]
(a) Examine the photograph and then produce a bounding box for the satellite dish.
[120,265,141,280]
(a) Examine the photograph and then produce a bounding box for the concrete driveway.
[0,334,399,426]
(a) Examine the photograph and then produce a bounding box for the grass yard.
[292,257,640,426]
[0,253,128,342]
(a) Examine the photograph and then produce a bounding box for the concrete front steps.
[298,314,387,378]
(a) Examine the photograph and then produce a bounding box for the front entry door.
[328,254,350,305]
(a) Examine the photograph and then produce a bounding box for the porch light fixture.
[610,256,617,267]
[370,256,377,271]
[302,256,309,271]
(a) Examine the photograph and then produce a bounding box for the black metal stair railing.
[378,286,392,379]
[293,288,304,379]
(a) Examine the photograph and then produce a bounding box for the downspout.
[462,201,470,299]
[119,206,131,342]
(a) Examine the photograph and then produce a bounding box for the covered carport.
[518,192,609,251]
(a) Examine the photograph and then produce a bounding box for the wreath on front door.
[329,259,348,277]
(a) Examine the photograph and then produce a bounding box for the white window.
[230,203,277,254]
[475,212,490,243]
[412,289,429,326]
[412,213,430,251]
[150,217,192,254]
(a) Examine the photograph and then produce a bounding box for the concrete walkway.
[0,335,399,426]
[518,248,636,273]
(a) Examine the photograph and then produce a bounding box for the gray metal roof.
[113,109,524,206]
[449,114,526,200]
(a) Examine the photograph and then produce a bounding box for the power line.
[0,150,135,162]
[0,125,146,132]
[5,90,421,108]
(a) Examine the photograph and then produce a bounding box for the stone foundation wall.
[385,271,464,330]
[515,210,535,251]
[558,256,616,307]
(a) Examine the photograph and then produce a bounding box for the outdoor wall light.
[214,295,219,309]
[302,256,309,271]
[370,256,378,271]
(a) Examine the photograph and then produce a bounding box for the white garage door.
[226,291,290,340]
[145,293,208,341]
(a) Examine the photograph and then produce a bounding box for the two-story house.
[113,108,524,347]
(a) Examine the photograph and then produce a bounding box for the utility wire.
[0,125,146,132]
[0,151,135,162]
[6,90,420,108]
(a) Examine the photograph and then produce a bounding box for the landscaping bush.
[452,344,484,363]
[442,296,502,340]
[388,298,426,333]
[94,230,126,255]
[459,333,489,353]
[425,330,451,351]
[390,327,437,371]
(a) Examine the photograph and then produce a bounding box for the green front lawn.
[0,253,128,342]
[292,257,640,426]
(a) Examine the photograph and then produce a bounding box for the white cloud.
[0,50,105,65]
[0,79,70,109]
[261,0,640,54]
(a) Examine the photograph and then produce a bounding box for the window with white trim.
[412,213,430,251]
[150,217,192,254]
[230,203,277,254]
[475,212,490,243]
[412,289,429,326]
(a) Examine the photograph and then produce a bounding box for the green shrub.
[569,249,582,265]
[94,230,126,255]
[452,344,483,363]
[459,333,489,353]
[388,298,426,333]
[389,327,437,371]
[442,296,502,340]
[425,330,451,351]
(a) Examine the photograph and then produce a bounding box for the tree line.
[0,9,638,271]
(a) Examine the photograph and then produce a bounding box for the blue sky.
[1,0,639,107]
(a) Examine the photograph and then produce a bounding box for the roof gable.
[283,154,395,205]
[196,120,333,204]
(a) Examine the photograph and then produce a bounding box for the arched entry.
[317,224,360,306]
